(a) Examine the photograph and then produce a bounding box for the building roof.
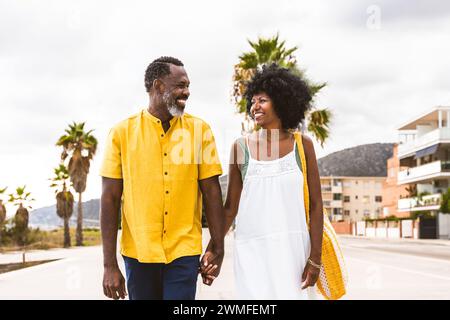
[397,106,450,130]
[318,143,395,177]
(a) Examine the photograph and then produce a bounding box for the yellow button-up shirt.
[100,109,223,263]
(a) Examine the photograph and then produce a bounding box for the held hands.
[199,240,224,286]
[301,257,321,290]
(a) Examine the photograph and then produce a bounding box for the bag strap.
[293,132,310,227]
[236,137,249,181]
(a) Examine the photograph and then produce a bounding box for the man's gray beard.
[163,92,184,117]
[168,104,184,117]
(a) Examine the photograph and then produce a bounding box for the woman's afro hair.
[245,63,312,129]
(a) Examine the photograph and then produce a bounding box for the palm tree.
[0,187,7,246]
[56,122,97,246]
[232,33,332,146]
[8,186,35,245]
[50,164,74,248]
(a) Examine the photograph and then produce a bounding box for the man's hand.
[301,259,321,289]
[103,265,127,300]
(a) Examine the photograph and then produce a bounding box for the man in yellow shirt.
[100,56,225,300]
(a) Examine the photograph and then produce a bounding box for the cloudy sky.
[1,0,450,212]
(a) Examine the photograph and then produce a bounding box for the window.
[333,193,342,200]
[355,195,359,200]
[344,210,350,216]
[375,196,382,202]
[363,209,370,217]
[362,195,370,204]
[333,180,342,187]
[355,180,359,185]
[355,209,359,214]
[344,196,350,202]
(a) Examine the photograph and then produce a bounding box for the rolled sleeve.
[198,123,223,180]
[100,127,123,179]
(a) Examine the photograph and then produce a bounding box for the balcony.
[323,200,331,207]
[397,193,441,212]
[331,214,343,222]
[398,127,450,158]
[397,160,450,184]
[321,185,332,193]
[332,185,343,193]
[331,200,343,208]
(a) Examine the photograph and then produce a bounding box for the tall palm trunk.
[64,216,71,248]
[76,192,83,246]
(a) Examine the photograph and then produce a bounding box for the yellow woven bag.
[294,132,348,300]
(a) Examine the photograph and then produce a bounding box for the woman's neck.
[258,128,291,142]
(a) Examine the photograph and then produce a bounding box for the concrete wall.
[353,219,419,239]
[331,221,352,234]
[438,213,450,239]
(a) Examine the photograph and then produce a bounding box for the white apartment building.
[397,106,450,216]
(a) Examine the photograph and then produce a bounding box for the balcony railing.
[398,160,450,184]
[323,201,331,207]
[398,193,442,211]
[331,200,343,208]
[398,127,450,158]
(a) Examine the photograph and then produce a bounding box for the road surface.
[0,232,449,299]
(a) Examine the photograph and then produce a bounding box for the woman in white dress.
[201,64,324,299]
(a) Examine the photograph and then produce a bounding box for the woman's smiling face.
[250,92,280,128]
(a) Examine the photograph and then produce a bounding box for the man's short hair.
[144,56,184,92]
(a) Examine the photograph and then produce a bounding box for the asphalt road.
[339,236,450,299]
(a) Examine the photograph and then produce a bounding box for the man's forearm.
[203,185,225,251]
[100,195,121,267]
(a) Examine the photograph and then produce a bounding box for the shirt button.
[161,134,164,137]
[166,191,169,194]
[164,153,167,156]
[164,172,168,175]
[165,211,168,215]
[164,230,166,234]
[157,120,160,123]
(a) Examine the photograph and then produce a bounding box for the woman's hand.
[301,258,321,289]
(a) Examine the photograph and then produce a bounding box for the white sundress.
[234,138,318,300]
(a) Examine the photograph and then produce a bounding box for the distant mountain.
[29,199,100,229]
[318,143,395,177]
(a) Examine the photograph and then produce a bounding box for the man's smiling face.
[160,64,190,116]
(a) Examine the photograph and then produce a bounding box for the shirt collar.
[143,108,181,126]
